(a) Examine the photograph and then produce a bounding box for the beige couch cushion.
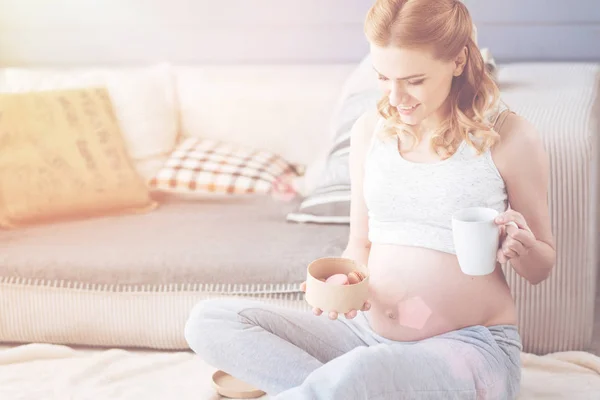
[0,196,348,286]
[0,196,348,349]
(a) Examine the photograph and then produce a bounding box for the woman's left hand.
[494,210,537,264]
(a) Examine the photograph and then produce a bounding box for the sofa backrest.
[0,63,359,179]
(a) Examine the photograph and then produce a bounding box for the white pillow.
[0,63,178,162]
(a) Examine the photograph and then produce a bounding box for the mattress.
[0,196,348,349]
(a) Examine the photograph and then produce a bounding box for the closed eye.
[407,79,425,86]
[377,74,389,81]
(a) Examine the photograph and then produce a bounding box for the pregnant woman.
[185,0,555,398]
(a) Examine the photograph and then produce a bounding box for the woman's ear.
[453,46,468,77]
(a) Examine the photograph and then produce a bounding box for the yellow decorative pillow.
[0,87,157,228]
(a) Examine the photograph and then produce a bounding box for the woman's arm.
[492,114,556,285]
[300,111,378,319]
[342,110,379,267]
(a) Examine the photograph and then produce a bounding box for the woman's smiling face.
[370,44,462,128]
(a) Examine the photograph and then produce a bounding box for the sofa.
[0,59,598,355]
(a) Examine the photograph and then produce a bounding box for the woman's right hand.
[299,281,371,320]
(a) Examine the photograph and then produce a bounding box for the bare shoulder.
[497,113,541,145]
[493,113,545,159]
[351,109,380,148]
[493,112,548,177]
[498,113,539,138]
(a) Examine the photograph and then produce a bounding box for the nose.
[388,83,410,108]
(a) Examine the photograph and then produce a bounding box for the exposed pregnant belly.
[365,244,517,341]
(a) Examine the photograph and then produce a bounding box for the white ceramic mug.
[452,207,500,276]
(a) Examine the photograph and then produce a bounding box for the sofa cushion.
[0,195,350,349]
[0,195,352,349]
[0,196,349,286]
[0,87,157,228]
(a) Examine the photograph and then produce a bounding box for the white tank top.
[363,108,511,254]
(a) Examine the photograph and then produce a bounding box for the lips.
[398,104,420,115]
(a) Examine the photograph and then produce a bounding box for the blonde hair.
[365,0,501,158]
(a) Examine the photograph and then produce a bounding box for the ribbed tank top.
[363,107,511,254]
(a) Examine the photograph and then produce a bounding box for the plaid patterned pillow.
[149,138,301,195]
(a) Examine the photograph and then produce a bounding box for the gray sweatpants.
[185,299,522,400]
